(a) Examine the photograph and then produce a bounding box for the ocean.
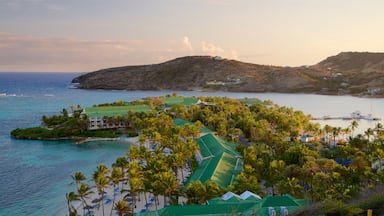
[1,72,383,216]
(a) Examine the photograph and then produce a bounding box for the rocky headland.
[72,52,384,97]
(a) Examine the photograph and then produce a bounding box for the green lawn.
[85,105,151,117]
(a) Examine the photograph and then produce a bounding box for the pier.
[312,114,381,121]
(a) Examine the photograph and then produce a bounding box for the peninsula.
[72,52,384,97]
[10,95,384,215]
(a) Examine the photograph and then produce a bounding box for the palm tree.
[114,200,131,216]
[93,163,110,180]
[65,191,80,216]
[77,183,94,215]
[185,180,206,204]
[71,171,87,191]
[365,128,374,141]
[95,176,111,216]
[109,167,123,216]
[277,177,304,198]
[205,180,224,201]
[126,161,145,211]
[350,120,359,138]
[332,127,342,146]
[374,123,383,139]
[113,157,129,189]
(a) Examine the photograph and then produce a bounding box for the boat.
[363,113,381,121]
[313,111,381,121]
[351,111,362,119]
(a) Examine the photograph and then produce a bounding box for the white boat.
[351,111,362,119]
[363,113,381,121]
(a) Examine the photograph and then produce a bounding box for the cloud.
[182,36,193,50]
[201,41,224,54]
[0,33,241,72]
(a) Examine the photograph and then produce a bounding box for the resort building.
[83,105,151,130]
[136,192,308,216]
[189,133,243,189]
[161,96,201,108]
[172,118,242,189]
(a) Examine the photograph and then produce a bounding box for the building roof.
[238,97,265,106]
[147,202,257,216]
[195,133,240,158]
[162,96,200,107]
[173,118,212,133]
[84,105,151,118]
[240,191,262,200]
[185,134,242,189]
[136,194,309,216]
[250,195,309,216]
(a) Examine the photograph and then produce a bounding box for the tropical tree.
[77,183,94,215]
[93,163,110,180]
[95,175,111,216]
[152,170,180,206]
[71,171,87,191]
[113,157,129,189]
[350,120,359,138]
[114,200,131,216]
[109,167,123,216]
[277,177,303,198]
[365,128,374,141]
[185,180,223,204]
[127,161,144,213]
[185,180,207,204]
[65,191,79,216]
[264,160,286,195]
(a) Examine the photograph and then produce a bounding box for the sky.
[1,0,384,72]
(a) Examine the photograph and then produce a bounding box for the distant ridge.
[72,52,384,97]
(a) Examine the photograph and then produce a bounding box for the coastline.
[75,137,120,144]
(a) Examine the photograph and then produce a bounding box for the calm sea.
[1,72,383,216]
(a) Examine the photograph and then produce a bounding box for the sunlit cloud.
[183,36,193,50]
[201,41,224,54]
[0,33,241,72]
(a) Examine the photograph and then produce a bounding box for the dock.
[312,115,381,121]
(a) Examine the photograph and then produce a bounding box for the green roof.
[162,96,199,107]
[136,195,309,216]
[173,118,212,133]
[259,195,300,207]
[195,133,240,157]
[185,134,242,189]
[238,98,264,106]
[139,203,257,216]
[250,195,309,216]
[85,105,151,118]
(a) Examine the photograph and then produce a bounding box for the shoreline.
[75,137,120,144]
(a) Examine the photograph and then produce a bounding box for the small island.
[11,94,384,215]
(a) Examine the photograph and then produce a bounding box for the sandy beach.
[70,136,189,216]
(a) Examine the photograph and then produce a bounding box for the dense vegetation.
[11,95,384,215]
[10,105,133,140]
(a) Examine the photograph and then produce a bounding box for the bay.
[0,72,383,216]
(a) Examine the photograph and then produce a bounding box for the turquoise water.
[1,72,383,215]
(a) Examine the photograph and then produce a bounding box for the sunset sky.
[1,0,384,72]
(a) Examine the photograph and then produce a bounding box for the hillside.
[72,52,384,97]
